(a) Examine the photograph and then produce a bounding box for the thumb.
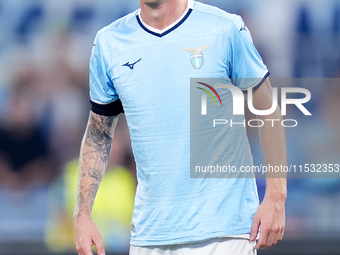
[250,216,260,241]
[93,234,105,255]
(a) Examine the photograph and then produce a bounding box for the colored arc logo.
[196,82,223,106]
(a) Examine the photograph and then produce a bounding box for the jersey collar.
[136,0,194,38]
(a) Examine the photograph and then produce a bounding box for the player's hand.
[74,215,105,255]
[250,196,285,249]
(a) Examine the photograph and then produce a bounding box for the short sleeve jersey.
[89,0,268,246]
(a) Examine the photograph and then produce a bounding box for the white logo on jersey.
[182,45,213,69]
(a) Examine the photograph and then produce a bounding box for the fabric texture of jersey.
[89,0,268,246]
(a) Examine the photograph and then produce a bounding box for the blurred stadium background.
[0,0,339,254]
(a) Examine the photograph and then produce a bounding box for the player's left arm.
[249,78,287,249]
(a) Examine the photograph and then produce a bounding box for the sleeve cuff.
[90,99,124,116]
[241,71,270,93]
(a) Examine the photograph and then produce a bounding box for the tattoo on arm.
[88,168,103,182]
[74,112,118,218]
[85,114,114,162]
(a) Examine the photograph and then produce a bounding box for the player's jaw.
[140,0,168,9]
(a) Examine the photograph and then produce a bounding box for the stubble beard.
[143,0,168,9]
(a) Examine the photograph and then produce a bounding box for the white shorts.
[130,237,257,255]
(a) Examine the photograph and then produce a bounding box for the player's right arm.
[74,111,119,255]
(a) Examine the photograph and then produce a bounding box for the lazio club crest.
[182,45,213,69]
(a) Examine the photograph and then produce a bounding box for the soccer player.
[74,0,287,254]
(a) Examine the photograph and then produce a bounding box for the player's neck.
[139,0,188,31]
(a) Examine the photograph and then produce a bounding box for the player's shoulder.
[193,1,243,27]
[96,9,139,40]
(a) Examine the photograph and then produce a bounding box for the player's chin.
[143,0,167,9]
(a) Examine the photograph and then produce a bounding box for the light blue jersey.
[89,0,268,246]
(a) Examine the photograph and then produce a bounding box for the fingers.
[75,217,106,255]
[267,225,279,246]
[278,224,285,241]
[76,235,105,255]
[255,223,285,249]
[76,238,93,255]
[93,233,106,255]
[250,216,260,242]
[255,226,268,250]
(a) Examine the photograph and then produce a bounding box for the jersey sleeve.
[89,34,124,116]
[228,16,270,91]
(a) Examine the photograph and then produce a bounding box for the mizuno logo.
[122,58,142,70]
[240,25,248,32]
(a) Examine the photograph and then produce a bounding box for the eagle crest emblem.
[182,45,213,69]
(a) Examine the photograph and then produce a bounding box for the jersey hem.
[130,228,252,246]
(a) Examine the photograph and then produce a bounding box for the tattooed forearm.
[76,191,85,206]
[88,167,103,182]
[74,111,119,219]
[85,183,99,210]
[84,113,115,161]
